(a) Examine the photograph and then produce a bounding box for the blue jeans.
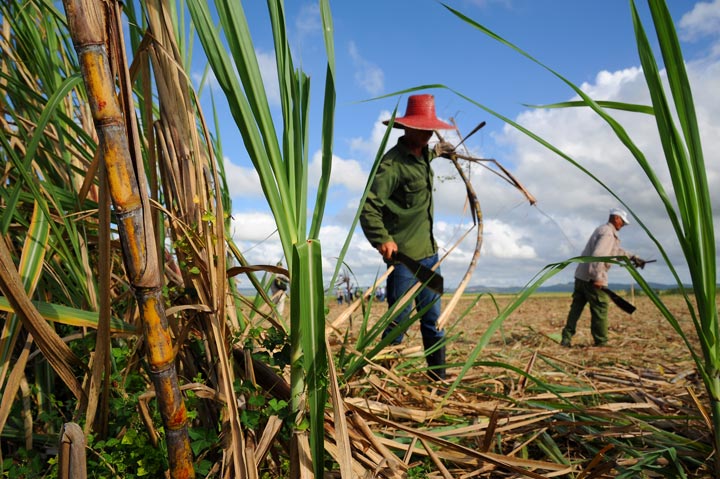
[384,254,443,346]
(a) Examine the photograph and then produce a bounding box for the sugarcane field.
[1,0,718,478]
[321,290,714,478]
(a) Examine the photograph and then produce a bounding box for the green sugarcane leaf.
[646,0,716,351]
[20,200,50,292]
[1,74,83,233]
[438,2,695,318]
[441,2,718,449]
[0,296,137,334]
[631,1,717,370]
[309,65,335,240]
[523,100,654,115]
[309,0,336,239]
[290,240,327,478]
[440,2,685,241]
[186,0,294,255]
[0,199,51,385]
[328,106,397,293]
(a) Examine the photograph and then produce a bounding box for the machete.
[393,251,444,294]
[601,287,636,314]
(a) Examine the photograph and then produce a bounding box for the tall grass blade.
[188,0,337,474]
[0,200,50,389]
[0,74,82,233]
[0,199,50,437]
[291,240,328,478]
[441,0,718,471]
[0,232,85,400]
[309,0,335,239]
[638,0,718,467]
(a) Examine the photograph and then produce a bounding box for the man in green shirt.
[360,94,455,380]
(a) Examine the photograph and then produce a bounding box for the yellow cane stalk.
[61,0,194,477]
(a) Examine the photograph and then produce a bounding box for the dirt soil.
[328,292,702,379]
[322,291,716,477]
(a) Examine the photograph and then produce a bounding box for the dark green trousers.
[561,279,609,346]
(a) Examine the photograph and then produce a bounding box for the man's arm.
[614,244,647,268]
[359,160,398,258]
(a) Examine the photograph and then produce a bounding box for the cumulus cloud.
[348,110,462,165]
[295,3,322,39]
[334,48,718,289]
[679,0,720,41]
[480,219,536,259]
[348,110,399,160]
[228,212,285,279]
[223,156,264,199]
[348,41,385,95]
[224,4,719,291]
[230,212,278,242]
[191,69,221,95]
[484,55,720,287]
[309,150,367,193]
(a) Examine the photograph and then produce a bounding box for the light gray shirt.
[574,222,630,286]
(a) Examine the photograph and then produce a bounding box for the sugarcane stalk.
[434,129,484,331]
[434,123,536,330]
[61,1,194,477]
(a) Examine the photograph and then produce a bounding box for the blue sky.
[193,0,720,291]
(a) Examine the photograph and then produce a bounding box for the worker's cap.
[383,94,456,131]
[609,208,630,225]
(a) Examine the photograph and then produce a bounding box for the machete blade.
[393,251,444,294]
[601,287,636,314]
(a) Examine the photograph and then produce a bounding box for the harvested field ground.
[324,292,714,478]
[327,292,702,388]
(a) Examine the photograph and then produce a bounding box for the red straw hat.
[383,94,456,131]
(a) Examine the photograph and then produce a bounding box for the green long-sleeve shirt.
[360,137,438,261]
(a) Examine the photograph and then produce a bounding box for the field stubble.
[328,292,702,380]
[325,292,713,477]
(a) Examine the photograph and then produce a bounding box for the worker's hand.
[630,256,647,269]
[592,281,604,289]
[433,141,456,158]
[378,241,398,262]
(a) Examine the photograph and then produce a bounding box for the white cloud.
[331,49,719,289]
[348,41,385,95]
[295,3,322,39]
[230,212,278,242]
[348,110,463,165]
[348,110,400,160]
[224,32,719,291]
[480,219,536,259]
[228,212,285,276]
[679,0,720,42]
[309,150,367,192]
[191,69,221,95]
[484,54,720,287]
[318,225,383,279]
[223,156,263,199]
